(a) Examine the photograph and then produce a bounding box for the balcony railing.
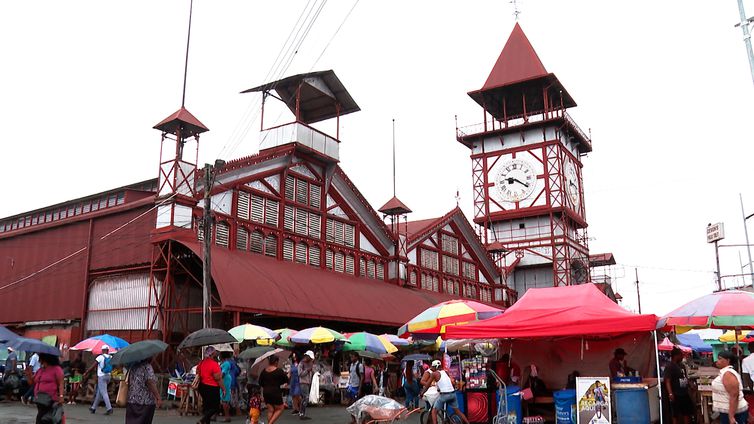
[260,121,340,161]
[456,109,592,149]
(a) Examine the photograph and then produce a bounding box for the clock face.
[565,161,580,209]
[495,159,537,202]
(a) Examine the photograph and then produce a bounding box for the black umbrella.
[239,346,275,360]
[178,328,237,350]
[10,337,60,356]
[111,340,168,366]
[0,324,18,344]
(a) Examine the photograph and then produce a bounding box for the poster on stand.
[576,377,611,424]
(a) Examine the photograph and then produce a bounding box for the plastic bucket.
[554,389,577,424]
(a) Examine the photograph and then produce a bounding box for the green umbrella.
[258,328,297,348]
[239,346,275,360]
[111,340,168,366]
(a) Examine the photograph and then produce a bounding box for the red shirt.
[198,358,221,387]
[34,365,63,398]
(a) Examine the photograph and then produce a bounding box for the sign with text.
[576,377,611,424]
[707,223,725,243]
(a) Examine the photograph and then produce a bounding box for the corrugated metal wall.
[89,207,154,270]
[86,272,161,331]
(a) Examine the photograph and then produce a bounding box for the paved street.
[0,401,424,423]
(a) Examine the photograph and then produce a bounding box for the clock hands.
[506,177,529,188]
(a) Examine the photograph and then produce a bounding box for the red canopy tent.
[446,284,658,339]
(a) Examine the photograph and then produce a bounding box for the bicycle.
[419,398,462,424]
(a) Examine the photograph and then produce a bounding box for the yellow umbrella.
[718,330,750,343]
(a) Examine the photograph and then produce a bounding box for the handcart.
[347,394,421,424]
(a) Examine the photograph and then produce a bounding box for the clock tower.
[456,23,592,294]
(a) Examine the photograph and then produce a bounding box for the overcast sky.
[2,1,753,316]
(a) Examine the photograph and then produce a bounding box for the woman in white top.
[712,351,749,424]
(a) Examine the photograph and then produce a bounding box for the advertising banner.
[576,377,611,424]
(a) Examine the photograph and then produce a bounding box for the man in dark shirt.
[663,347,693,424]
[608,348,635,378]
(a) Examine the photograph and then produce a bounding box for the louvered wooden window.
[308,213,320,239]
[215,222,230,247]
[309,185,320,208]
[432,276,439,292]
[236,227,248,250]
[283,239,294,261]
[284,205,294,231]
[251,194,264,222]
[344,224,354,247]
[345,255,354,274]
[360,258,366,276]
[376,262,384,280]
[367,260,375,279]
[310,245,320,267]
[409,271,417,286]
[285,175,295,200]
[294,208,307,235]
[325,249,334,270]
[197,220,204,241]
[443,256,459,276]
[463,262,476,280]
[441,233,458,255]
[334,252,344,273]
[265,200,278,227]
[264,234,277,257]
[237,191,250,220]
[296,179,308,204]
[250,231,264,253]
[326,220,335,242]
[420,249,439,271]
[296,242,307,264]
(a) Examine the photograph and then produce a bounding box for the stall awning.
[446,284,658,339]
[176,239,456,327]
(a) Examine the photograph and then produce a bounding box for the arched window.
[310,245,320,267]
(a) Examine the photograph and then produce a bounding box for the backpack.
[101,355,113,374]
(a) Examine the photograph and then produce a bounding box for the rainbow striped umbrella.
[228,324,278,343]
[661,290,754,330]
[289,327,346,344]
[398,300,504,338]
[342,332,398,354]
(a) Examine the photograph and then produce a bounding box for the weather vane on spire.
[511,0,521,21]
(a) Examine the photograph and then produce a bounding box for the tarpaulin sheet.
[446,284,658,339]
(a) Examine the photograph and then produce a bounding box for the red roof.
[153,107,209,137]
[482,23,548,91]
[378,196,412,215]
[175,238,458,327]
[446,284,658,339]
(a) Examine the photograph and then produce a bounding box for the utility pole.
[202,163,212,329]
[635,268,642,314]
[740,194,754,285]
[715,240,723,291]
[735,0,754,87]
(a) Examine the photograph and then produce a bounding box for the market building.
[0,23,613,348]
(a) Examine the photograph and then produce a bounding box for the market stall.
[446,284,661,424]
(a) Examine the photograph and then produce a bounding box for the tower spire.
[392,118,396,197]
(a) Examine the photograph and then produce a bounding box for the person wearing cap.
[609,348,635,378]
[664,347,694,424]
[3,346,19,401]
[87,345,113,415]
[422,359,470,424]
[297,350,315,420]
[712,350,749,424]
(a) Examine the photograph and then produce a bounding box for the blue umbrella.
[0,325,19,344]
[10,337,61,356]
[90,334,129,350]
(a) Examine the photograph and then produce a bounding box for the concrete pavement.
[0,401,424,423]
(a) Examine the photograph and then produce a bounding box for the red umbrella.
[658,337,692,353]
